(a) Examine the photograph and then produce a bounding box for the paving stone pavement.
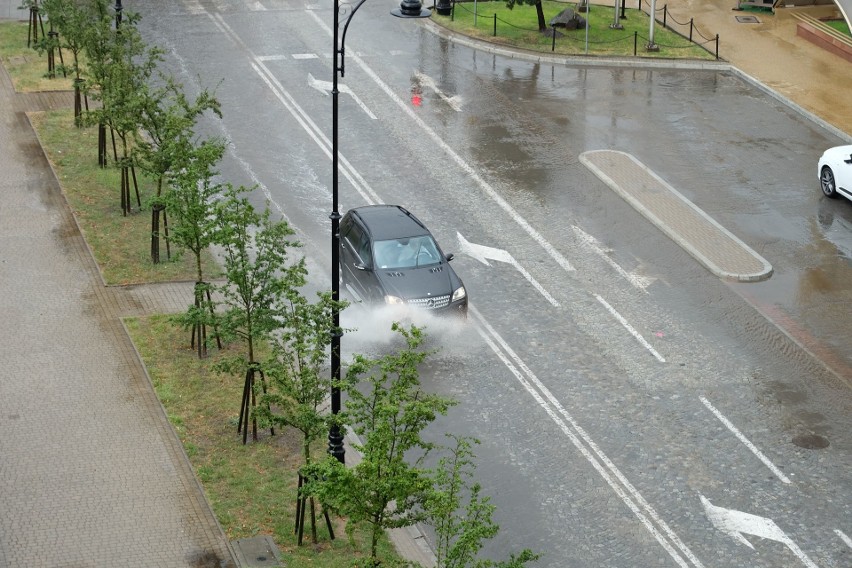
[0,54,235,568]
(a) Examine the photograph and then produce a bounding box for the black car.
[339,205,468,316]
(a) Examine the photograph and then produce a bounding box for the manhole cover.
[792,433,830,449]
[735,15,760,23]
[231,536,283,567]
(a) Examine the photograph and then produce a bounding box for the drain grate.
[735,15,760,23]
[231,536,283,567]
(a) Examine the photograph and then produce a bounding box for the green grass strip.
[434,1,717,59]
[30,110,220,285]
[125,315,403,566]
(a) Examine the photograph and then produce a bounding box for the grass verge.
[29,109,220,285]
[432,0,717,59]
[0,21,77,91]
[5,19,218,285]
[825,19,851,36]
[125,315,403,566]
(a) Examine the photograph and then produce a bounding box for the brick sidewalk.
[0,56,234,568]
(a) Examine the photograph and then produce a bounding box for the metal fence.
[439,0,720,59]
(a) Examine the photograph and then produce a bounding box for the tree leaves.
[305,323,456,562]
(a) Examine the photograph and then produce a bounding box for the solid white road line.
[472,304,704,568]
[210,13,383,208]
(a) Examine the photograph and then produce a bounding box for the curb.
[422,17,732,71]
[421,18,852,144]
[122,318,239,567]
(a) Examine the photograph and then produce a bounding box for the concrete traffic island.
[581,150,773,282]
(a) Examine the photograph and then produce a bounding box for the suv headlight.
[384,295,405,305]
[451,286,466,302]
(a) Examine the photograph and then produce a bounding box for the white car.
[818,144,852,201]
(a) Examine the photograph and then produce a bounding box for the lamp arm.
[338,0,369,77]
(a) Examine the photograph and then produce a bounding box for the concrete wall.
[0,1,29,21]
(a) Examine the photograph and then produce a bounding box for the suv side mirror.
[445,253,455,262]
[354,262,368,271]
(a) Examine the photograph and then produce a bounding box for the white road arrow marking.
[701,496,819,568]
[415,71,463,112]
[458,233,559,307]
[308,73,376,119]
[458,233,666,361]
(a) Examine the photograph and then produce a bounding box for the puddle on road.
[791,433,830,449]
[758,380,833,451]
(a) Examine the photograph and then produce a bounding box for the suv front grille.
[407,294,451,310]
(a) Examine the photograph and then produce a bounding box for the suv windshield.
[374,235,441,269]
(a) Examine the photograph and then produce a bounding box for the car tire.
[821,166,838,198]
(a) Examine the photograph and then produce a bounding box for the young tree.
[95,16,162,215]
[20,0,45,48]
[79,0,128,168]
[78,0,113,163]
[505,0,548,33]
[137,75,222,263]
[39,0,91,121]
[165,137,226,358]
[425,435,540,568]
[306,323,457,564]
[254,287,346,543]
[212,186,305,443]
[29,3,63,80]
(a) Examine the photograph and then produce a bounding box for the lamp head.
[391,0,432,18]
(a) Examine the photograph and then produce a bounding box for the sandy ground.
[662,0,852,138]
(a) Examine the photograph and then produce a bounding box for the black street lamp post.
[328,0,431,464]
[115,0,122,28]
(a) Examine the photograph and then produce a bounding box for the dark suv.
[339,205,468,317]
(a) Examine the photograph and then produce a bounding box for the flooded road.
[406,50,852,381]
[136,1,851,566]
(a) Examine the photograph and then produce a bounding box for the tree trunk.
[151,177,164,264]
[370,526,380,565]
[195,246,203,284]
[536,0,547,31]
